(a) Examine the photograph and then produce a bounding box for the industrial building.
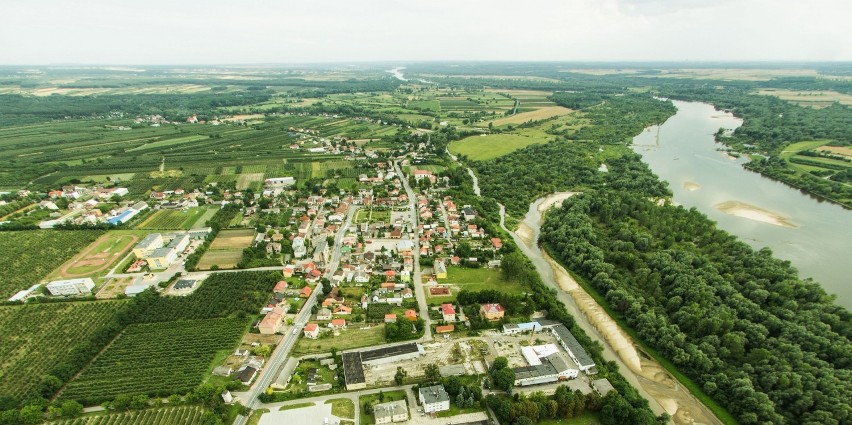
[550,324,597,374]
[45,278,95,296]
[342,343,425,390]
[513,353,578,386]
[503,321,542,335]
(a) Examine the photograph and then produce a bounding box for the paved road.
[394,161,432,341]
[234,206,358,425]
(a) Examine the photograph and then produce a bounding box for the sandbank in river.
[714,201,797,228]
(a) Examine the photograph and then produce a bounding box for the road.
[233,206,358,425]
[394,161,433,342]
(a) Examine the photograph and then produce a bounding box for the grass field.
[292,325,385,356]
[450,133,552,160]
[0,301,126,401]
[236,172,265,190]
[484,106,571,127]
[209,229,255,249]
[54,232,139,278]
[136,207,215,230]
[445,266,525,294]
[197,229,255,270]
[327,398,355,419]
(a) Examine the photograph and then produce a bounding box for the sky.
[0,0,850,64]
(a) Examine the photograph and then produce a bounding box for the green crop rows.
[138,270,278,323]
[60,318,247,404]
[0,301,126,401]
[0,230,105,298]
[48,405,208,425]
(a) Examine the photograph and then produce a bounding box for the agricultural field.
[0,301,126,401]
[756,89,852,108]
[60,317,248,403]
[137,271,277,323]
[197,228,255,270]
[0,230,104,298]
[47,232,139,280]
[483,106,571,127]
[236,172,265,190]
[48,405,211,425]
[136,207,216,230]
[779,140,852,175]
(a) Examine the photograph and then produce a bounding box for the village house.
[480,303,505,321]
[441,303,456,322]
[303,323,320,339]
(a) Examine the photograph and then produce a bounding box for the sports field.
[55,232,139,278]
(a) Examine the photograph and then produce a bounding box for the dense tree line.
[473,93,674,216]
[540,191,851,424]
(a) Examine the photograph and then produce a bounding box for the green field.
[779,140,831,159]
[444,266,525,295]
[292,325,385,356]
[61,317,248,404]
[0,301,126,401]
[449,133,551,160]
[136,207,215,230]
[0,230,105,298]
[48,405,210,425]
[359,390,407,425]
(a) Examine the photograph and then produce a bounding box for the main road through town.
[233,206,358,425]
[394,161,433,342]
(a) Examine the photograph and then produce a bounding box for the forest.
[474,93,674,216]
[540,191,851,424]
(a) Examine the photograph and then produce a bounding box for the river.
[632,100,852,309]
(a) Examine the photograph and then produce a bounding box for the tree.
[394,367,408,385]
[60,400,83,418]
[18,405,43,425]
[490,356,508,374]
[424,363,442,383]
[493,368,515,392]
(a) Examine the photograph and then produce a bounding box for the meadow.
[197,229,256,270]
[291,325,385,356]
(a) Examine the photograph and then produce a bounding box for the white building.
[418,385,450,413]
[45,278,95,296]
[8,284,41,302]
[265,177,296,187]
[374,400,408,424]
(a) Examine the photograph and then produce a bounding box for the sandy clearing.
[714,201,797,228]
[821,146,852,157]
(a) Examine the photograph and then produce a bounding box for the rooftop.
[552,324,595,367]
[419,385,450,404]
[374,400,408,421]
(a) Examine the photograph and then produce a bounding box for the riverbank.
[511,192,727,425]
[714,200,797,228]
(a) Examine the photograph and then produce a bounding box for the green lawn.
[137,207,214,230]
[449,133,550,160]
[326,398,355,419]
[279,402,315,411]
[445,266,525,294]
[291,325,385,356]
[359,390,407,425]
[779,140,830,159]
[435,403,485,418]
